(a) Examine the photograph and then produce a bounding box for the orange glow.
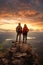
[0,18,43,31]
[26,10,37,15]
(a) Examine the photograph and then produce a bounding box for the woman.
[22,24,29,43]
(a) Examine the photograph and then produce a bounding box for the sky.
[0,0,43,31]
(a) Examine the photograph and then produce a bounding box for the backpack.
[23,27,29,33]
[16,26,22,33]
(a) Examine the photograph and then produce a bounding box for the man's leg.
[19,34,21,43]
[16,33,18,42]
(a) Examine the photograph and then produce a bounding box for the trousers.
[16,33,21,43]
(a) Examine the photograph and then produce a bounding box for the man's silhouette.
[16,23,22,43]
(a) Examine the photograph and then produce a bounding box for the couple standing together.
[16,23,29,43]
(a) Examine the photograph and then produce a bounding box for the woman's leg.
[25,34,27,43]
[23,34,25,43]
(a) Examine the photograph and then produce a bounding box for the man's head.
[18,23,21,26]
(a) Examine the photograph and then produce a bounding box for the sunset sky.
[0,0,43,31]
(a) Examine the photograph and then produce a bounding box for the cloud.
[19,0,31,4]
[24,10,39,17]
[0,0,43,31]
[33,13,43,22]
[0,0,43,18]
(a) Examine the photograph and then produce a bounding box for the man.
[16,23,22,43]
[22,24,29,43]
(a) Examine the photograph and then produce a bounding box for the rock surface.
[0,42,39,65]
